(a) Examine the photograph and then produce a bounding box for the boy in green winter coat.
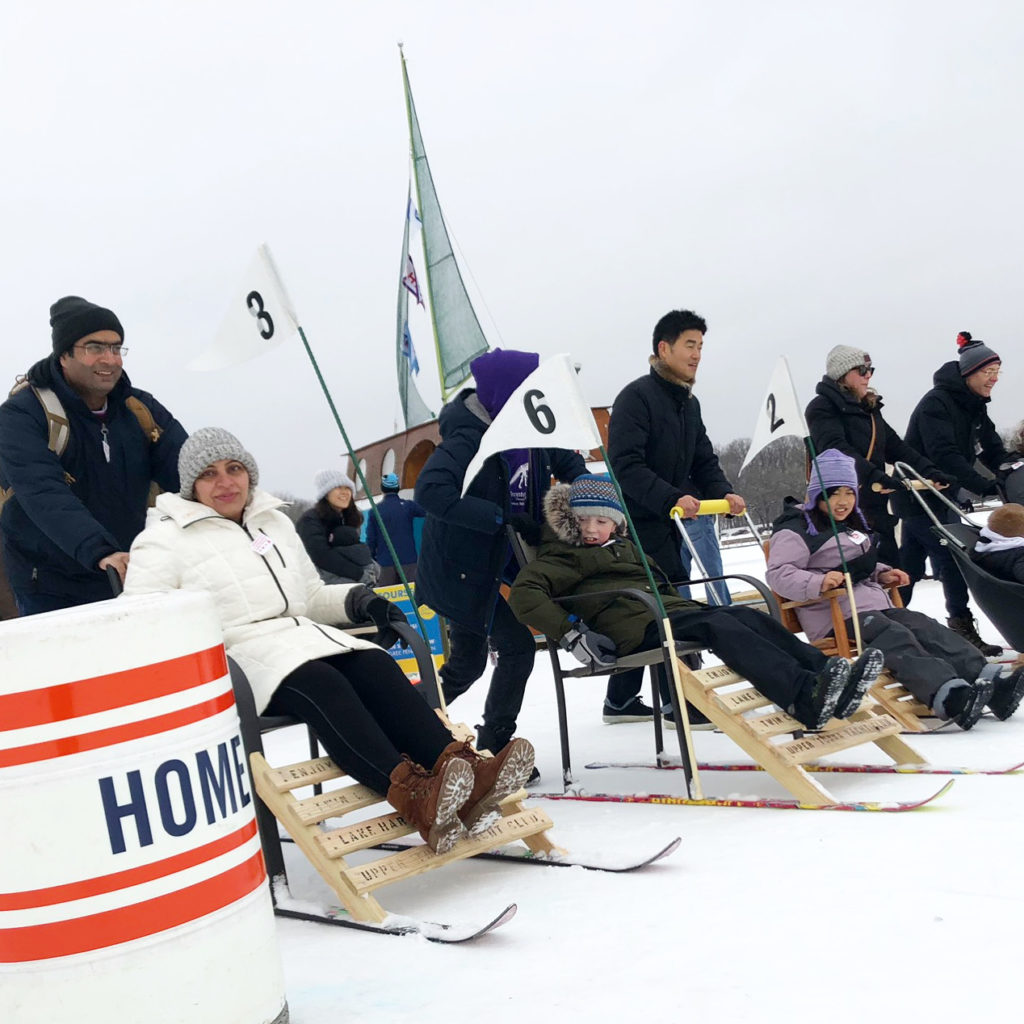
[508,474,884,731]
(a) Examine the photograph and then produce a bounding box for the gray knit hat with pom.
[178,427,259,499]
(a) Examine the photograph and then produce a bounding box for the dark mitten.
[367,597,409,649]
[343,584,377,623]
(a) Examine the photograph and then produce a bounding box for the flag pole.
[803,436,864,656]
[295,324,436,689]
[600,446,703,800]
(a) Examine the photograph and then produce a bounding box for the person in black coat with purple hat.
[415,348,586,758]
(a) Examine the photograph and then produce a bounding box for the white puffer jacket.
[123,487,380,712]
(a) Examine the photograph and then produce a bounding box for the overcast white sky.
[2,1,1021,495]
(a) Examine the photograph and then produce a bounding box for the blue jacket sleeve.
[0,397,120,569]
[415,430,505,535]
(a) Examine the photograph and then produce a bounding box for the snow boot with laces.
[387,755,473,855]
[431,738,536,836]
[947,616,1003,658]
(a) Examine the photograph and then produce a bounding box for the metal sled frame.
[894,460,1024,652]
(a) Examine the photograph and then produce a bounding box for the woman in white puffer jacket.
[123,427,534,854]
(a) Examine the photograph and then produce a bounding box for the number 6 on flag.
[461,354,602,496]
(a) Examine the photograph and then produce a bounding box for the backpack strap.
[7,380,72,457]
[125,396,163,444]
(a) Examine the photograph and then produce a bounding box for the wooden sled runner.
[249,749,559,926]
[673,655,926,805]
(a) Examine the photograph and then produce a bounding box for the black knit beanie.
[956,331,1000,377]
[50,296,124,357]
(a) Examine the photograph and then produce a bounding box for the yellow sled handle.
[670,499,731,518]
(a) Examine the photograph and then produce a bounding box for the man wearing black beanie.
[0,296,188,615]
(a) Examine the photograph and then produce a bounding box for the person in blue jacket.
[0,296,187,614]
[415,348,586,758]
[366,472,426,585]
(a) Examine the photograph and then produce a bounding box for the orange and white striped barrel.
[0,591,287,1024]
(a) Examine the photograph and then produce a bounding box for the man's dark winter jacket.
[607,365,732,583]
[414,389,585,631]
[806,376,941,530]
[366,493,425,567]
[900,361,1009,517]
[296,507,375,582]
[0,356,186,603]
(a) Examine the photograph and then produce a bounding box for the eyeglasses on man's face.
[74,342,128,358]
[976,367,1001,380]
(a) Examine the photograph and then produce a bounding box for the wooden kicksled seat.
[674,656,927,805]
[249,750,559,925]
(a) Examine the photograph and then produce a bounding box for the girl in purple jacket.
[767,449,1023,729]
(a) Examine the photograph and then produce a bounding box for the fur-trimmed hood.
[543,483,629,546]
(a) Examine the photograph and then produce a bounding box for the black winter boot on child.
[982,664,1024,721]
[793,657,850,730]
[833,648,885,718]
[939,679,994,731]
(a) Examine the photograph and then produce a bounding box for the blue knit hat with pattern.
[568,473,624,526]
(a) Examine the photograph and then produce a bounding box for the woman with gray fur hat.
[123,427,535,854]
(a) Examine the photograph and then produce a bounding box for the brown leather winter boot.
[432,738,536,836]
[386,755,473,855]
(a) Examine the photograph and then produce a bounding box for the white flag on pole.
[740,357,808,472]
[188,244,300,371]
[461,353,602,496]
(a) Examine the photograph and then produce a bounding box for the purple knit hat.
[802,449,869,535]
[470,348,540,418]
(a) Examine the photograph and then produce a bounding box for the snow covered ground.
[263,538,1023,1024]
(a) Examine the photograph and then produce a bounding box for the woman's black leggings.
[265,649,453,794]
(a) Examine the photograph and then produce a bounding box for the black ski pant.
[898,511,970,619]
[623,605,829,714]
[265,649,453,795]
[439,594,536,751]
[849,607,985,709]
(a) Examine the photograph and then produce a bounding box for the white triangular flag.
[461,353,602,496]
[740,357,808,472]
[188,244,300,371]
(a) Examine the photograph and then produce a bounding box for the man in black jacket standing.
[606,309,745,723]
[899,332,1010,655]
[0,296,187,615]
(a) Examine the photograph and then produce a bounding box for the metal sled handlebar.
[891,461,976,545]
